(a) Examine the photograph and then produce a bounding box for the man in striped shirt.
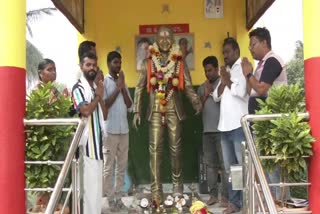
[72,52,107,214]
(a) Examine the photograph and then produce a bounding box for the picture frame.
[204,0,224,19]
[175,33,195,70]
[135,33,195,71]
[135,35,155,71]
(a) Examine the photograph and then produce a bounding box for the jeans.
[221,127,245,209]
[202,132,228,198]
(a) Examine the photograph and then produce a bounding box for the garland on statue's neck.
[147,43,184,126]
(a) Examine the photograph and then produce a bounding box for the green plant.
[25,82,73,189]
[286,41,304,89]
[252,84,314,204]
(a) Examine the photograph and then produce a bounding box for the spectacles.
[249,42,258,50]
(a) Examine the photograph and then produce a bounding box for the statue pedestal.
[101,183,231,214]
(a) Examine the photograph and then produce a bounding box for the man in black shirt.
[241,27,287,114]
[241,27,288,201]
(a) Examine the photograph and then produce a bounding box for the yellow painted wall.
[79,0,250,87]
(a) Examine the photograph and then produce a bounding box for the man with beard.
[212,38,248,213]
[71,52,107,214]
[102,51,132,211]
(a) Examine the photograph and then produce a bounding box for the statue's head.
[156,26,174,52]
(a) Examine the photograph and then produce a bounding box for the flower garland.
[190,201,210,214]
[148,43,183,126]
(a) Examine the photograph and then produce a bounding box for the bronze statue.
[133,26,202,202]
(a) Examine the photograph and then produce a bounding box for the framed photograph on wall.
[175,33,195,70]
[135,35,155,71]
[204,0,224,19]
[135,33,195,71]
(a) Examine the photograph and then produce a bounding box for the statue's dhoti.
[149,111,183,201]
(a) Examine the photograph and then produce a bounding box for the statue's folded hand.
[194,108,201,115]
[193,101,202,115]
[133,112,141,130]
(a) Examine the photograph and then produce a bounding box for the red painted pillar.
[0,1,26,213]
[304,0,320,212]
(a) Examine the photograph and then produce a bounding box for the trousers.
[149,112,183,199]
[103,133,129,200]
[202,132,228,198]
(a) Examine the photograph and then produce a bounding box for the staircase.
[240,113,311,214]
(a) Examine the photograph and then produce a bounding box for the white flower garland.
[148,42,183,126]
[149,43,181,79]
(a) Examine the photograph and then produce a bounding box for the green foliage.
[26,7,56,89]
[253,84,314,180]
[286,41,304,89]
[289,167,308,199]
[255,83,305,114]
[25,82,73,189]
[26,40,43,88]
[26,8,57,37]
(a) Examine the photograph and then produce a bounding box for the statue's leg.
[166,112,183,195]
[149,112,165,201]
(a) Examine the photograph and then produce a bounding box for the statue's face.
[156,29,174,52]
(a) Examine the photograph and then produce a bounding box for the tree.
[26,41,43,89]
[286,41,304,89]
[26,7,57,89]
[26,8,56,37]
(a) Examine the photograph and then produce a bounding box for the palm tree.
[26,7,56,89]
[26,7,56,37]
[26,40,43,89]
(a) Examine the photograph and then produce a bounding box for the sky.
[27,0,303,89]
[27,0,78,89]
[253,0,303,62]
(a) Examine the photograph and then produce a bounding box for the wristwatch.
[246,72,253,79]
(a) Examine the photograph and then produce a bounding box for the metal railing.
[241,112,311,214]
[24,118,87,214]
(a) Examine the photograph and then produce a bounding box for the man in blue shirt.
[102,51,133,211]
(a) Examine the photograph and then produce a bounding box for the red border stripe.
[0,66,26,213]
[305,57,320,213]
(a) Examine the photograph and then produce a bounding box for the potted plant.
[252,84,314,208]
[25,82,73,213]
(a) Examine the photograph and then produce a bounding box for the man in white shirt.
[212,37,248,214]
[103,51,133,211]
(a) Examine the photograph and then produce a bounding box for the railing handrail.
[24,118,81,126]
[241,112,310,214]
[24,118,87,214]
[25,161,64,165]
[242,112,309,122]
